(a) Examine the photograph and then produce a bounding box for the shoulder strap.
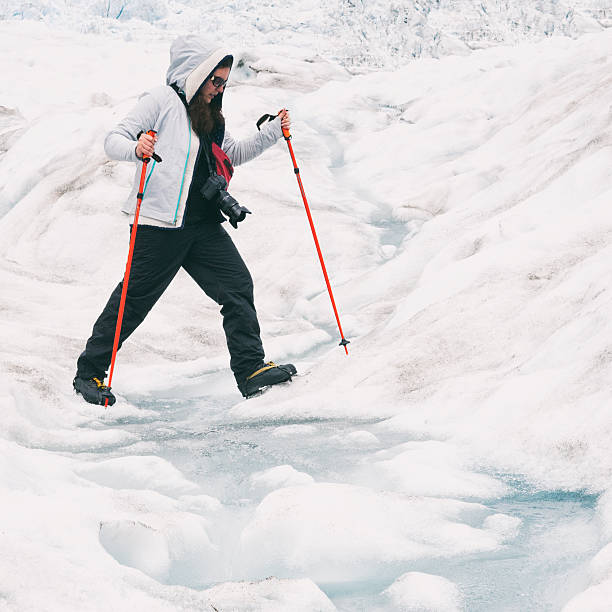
[170,83,188,108]
[198,135,215,175]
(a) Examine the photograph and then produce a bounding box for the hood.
[166,35,232,104]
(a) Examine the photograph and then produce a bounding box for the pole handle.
[140,130,161,164]
[278,109,291,140]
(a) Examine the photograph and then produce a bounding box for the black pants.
[77,223,265,386]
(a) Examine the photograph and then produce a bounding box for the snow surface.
[1,5,612,611]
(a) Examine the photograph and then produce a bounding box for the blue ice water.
[92,380,601,611]
[451,488,599,612]
[326,488,599,611]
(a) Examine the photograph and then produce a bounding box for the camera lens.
[218,192,251,228]
[200,174,251,228]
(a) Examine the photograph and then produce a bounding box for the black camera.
[201,174,250,228]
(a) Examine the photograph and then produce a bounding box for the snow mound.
[359,440,508,499]
[383,572,462,611]
[249,464,315,493]
[99,513,218,584]
[203,576,337,612]
[76,455,201,497]
[239,483,520,583]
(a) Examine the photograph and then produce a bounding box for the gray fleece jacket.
[104,35,282,228]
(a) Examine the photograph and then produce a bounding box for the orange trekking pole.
[104,130,160,406]
[280,121,349,354]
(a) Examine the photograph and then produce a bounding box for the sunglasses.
[210,75,228,89]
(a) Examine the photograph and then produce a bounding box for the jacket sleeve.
[104,93,161,163]
[222,118,282,166]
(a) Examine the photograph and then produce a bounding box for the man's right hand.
[136,132,157,159]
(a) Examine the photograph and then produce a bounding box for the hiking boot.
[73,375,116,406]
[238,362,297,398]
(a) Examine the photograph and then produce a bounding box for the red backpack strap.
[211,142,234,184]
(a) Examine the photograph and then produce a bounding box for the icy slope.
[1,19,612,612]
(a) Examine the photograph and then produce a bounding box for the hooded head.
[166,35,233,105]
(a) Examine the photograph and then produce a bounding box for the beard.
[188,91,224,139]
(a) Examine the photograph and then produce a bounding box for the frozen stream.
[68,363,600,611]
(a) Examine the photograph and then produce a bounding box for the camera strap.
[198,135,216,177]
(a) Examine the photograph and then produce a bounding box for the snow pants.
[76,222,265,386]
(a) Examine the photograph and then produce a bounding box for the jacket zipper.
[173,121,192,224]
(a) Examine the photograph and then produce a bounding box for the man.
[73,35,296,405]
